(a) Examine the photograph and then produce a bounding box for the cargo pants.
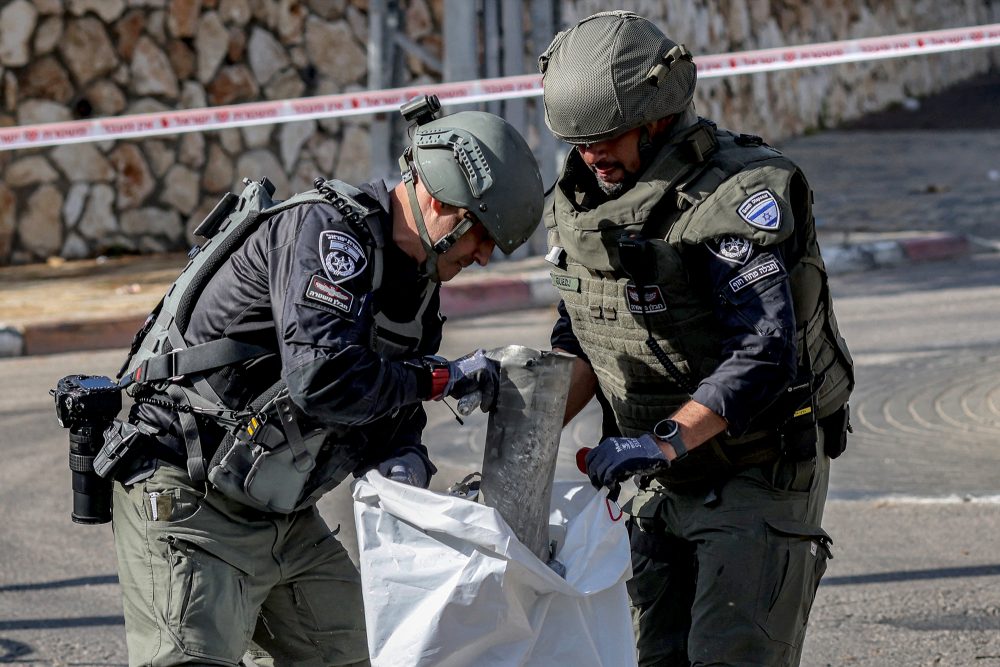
[112,463,370,666]
[627,431,832,667]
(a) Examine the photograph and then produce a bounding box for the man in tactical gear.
[108,102,543,665]
[539,11,854,667]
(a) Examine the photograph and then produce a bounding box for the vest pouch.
[818,404,850,459]
[242,429,322,513]
[780,412,819,462]
[778,380,819,462]
[208,422,328,514]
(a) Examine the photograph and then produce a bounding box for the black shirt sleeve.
[550,299,588,361]
[688,236,798,436]
[270,203,427,427]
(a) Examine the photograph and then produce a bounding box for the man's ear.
[428,196,445,215]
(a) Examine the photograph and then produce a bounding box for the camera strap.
[122,337,269,386]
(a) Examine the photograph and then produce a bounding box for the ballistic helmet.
[538,11,697,144]
[408,111,544,255]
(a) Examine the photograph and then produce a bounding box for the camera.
[52,375,122,524]
[400,94,442,126]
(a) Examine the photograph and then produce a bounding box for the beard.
[591,165,638,198]
[595,176,626,197]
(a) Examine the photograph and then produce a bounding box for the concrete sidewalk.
[0,228,979,357]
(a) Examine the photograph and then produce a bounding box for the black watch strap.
[653,418,688,462]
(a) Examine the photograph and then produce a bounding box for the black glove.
[585,434,669,489]
[425,349,500,413]
[376,450,436,488]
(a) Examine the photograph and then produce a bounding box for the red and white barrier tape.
[2,23,998,151]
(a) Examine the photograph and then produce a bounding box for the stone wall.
[561,0,1000,139]
[0,0,998,265]
[0,0,439,265]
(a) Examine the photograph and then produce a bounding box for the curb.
[821,233,970,275]
[0,232,978,359]
[440,273,558,319]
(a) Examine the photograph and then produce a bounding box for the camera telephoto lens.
[68,424,113,524]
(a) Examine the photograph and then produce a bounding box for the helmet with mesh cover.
[538,11,697,144]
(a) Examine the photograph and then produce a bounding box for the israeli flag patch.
[738,190,781,230]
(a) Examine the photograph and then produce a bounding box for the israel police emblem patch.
[709,236,753,265]
[319,230,367,284]
[737,190,781,230]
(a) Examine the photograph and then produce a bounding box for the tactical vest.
[116,177,435,512]
[547,121,853,454]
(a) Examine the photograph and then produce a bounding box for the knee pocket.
[755,519,832,646]
[164,536,255,664]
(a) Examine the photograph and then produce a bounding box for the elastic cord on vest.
[639,307,697,394]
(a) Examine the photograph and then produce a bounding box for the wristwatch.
[652,418,689,463]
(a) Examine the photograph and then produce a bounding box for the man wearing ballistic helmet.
[539,11,853,666]
[109,99,543,665]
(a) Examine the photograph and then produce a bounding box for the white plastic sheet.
[352,472,637,667]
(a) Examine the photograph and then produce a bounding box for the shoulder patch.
[304,274,355,314]
[709,236,753,265]
[626,283,667,314]
[737,189,781,231]
[319,229,367,284]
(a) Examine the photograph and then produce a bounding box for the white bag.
[352,471,637,667]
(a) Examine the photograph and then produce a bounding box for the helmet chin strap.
[399,152,477,282]
[400,152,441,282]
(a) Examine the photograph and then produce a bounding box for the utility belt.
[98,384,359,515]
[626,403,850,562]
[647,431,783,492]
[642,401,850,493]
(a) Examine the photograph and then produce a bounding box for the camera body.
[52,375,122,524]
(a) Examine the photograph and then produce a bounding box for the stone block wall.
[0,0,998,265]
[0,0,422,265]
[561,1,1000,140]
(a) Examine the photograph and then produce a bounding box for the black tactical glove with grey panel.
[376,449,437,488]
[422,349,501,414]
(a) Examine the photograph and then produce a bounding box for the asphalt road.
[4,253,1000,665]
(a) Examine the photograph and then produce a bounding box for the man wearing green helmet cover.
[106,97,544,664]
[539,11,853,666]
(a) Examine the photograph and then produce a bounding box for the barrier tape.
[1,22,999,151]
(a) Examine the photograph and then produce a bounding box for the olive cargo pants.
[112,463,369,666]
[628,442,832,667]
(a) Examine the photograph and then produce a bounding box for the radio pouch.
[819,404,851,459]
[779,381,819,462]
[207,389,324,513]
